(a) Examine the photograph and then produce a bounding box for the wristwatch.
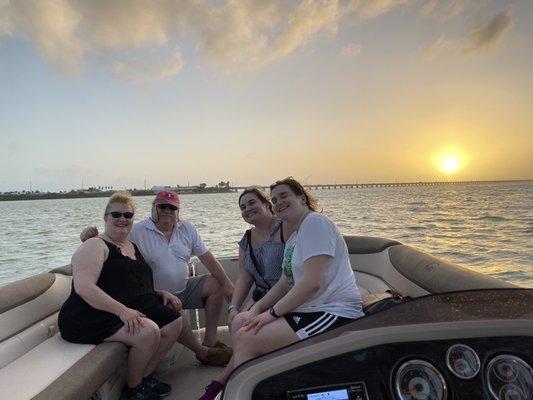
[269,307,280,318]
[228,304,239,313]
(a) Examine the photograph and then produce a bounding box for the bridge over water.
[231,180,527,191]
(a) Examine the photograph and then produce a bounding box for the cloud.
[463,7,514,54]
[113,48,183,83]
[346,0,409,20]
[419,0,468,21]
[190,0,291,67]
[7,0,84,75]
[0,0,454,80]
[0,0,13,36]
[74,0,172,50]
[423,36,450,60]
[421,5,515,60]
[268,0,341,62]
[191,0,345,69]
[340,43,362,58]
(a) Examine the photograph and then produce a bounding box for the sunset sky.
[1,0,532,192]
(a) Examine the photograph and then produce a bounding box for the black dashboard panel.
[251,337,532,400]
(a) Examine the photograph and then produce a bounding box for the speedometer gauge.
[486,355,533,400]
[446,344,480,379]
[394,359,448,400]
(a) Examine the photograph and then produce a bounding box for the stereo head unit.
[286,382,368,400]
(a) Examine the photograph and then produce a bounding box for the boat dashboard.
[223,289,533,400]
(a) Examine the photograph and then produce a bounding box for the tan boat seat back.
[0,273,71,367]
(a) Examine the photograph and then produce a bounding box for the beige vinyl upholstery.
[0,270,187,400]
[0,273,56,314]
[0,273,71,367]
[0,272,95,400]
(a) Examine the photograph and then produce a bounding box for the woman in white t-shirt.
[232,177,364,368]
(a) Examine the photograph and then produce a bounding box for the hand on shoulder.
[81,236,106,250]
[80,226,99,242]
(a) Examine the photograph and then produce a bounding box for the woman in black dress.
[59,193,183,400]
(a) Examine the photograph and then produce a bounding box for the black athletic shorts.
[284,312,353,340]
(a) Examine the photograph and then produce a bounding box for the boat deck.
[158,327,230,400]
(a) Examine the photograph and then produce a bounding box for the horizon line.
[2,178,531,195]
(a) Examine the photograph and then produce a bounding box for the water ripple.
[0,182,531,288]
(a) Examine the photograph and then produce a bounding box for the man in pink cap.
[81,190,234,366]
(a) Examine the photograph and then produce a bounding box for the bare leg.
[233,318,299,367]
[143,317,183,377]
[210,310,257,384]
[104,318,160,388]
[176,315,211,358]
[211,358,235,386]
[201,275,224,347]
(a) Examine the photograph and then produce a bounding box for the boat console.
[223,289,533,400]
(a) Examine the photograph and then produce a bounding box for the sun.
[439,155,460,174]
[432,146,469,176]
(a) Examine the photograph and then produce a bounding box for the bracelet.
[228,304,239,313]
[269,307,280,319]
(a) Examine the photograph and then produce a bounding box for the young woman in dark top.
[58,193,183,400]
[200,187,293,400]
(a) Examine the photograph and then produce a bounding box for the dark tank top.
[94,239,155,303]
[59,238,181,344]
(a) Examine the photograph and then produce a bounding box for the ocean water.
[0,181,531,288]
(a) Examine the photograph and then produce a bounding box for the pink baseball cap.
[154,190,180,207]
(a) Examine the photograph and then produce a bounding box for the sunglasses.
[106,211,135,219]
[157,204,178,211]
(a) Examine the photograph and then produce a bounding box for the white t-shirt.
[128,218,209,294]
[282,212,363,319]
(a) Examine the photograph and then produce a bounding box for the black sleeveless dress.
[58,239,180,344]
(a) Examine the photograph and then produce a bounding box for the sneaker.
[196,347,232,367]
[198,380,224,400]
[119,383,159,400]
[143,375,172,397]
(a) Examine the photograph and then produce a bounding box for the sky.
[1,0,532,192]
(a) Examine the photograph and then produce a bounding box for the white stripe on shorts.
[296,313,338,339]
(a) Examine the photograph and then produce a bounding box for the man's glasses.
[106,211,135,219]
[157,204,178,211]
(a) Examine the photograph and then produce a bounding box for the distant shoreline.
[0,187,236,202]
[0,179,530,203]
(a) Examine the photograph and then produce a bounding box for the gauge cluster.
[485,355,532,400]
[391,347,532,400]
[252,337,532,400]
[393,359,448,400]
[446,344,480,380]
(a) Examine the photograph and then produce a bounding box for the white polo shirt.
[128,218,209,294]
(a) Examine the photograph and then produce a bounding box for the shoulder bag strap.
[246,229,271,289]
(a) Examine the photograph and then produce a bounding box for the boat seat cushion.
[30,337,185,400]
[0,273,71,342]
[0,273,56,314]
[354,271,392,297]
[30,340,127,400]
[0,334,96,400]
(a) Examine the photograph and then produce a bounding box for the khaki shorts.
[176,274,208,309]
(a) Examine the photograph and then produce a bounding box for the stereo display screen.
[307,389,349,400]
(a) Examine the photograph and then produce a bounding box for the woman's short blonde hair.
[104,192,136,217]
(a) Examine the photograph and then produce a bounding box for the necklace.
[102,234,128,254]
[294,210,311,231]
